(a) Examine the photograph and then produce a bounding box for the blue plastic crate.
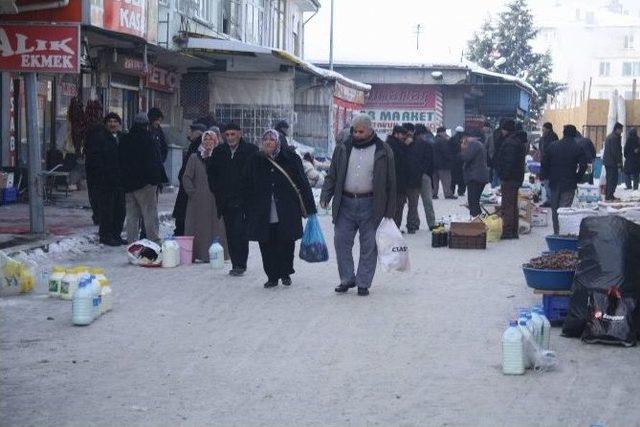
[545,235,578,252]
[2,187,17,204]
[522,267,575,291]
[543,294,570,325]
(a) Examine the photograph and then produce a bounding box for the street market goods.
[501,320,525,375]
[48,266,65,297]
[72,279,94,326]
[299,215,329,263]
[524,251,578,270]
[0,251,36,295]
[208,238,225,269]
[161,238,180,268]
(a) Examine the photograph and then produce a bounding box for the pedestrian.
[495,119,525,239]
[624,128,640,190]
[402,122,415,138]
[397,128,428,233]
[86,112,126,246]
[482,121,495,170]
[275,120,294,151]
[207,123,258,276]
[576,132,596,184]
[84,108,104,226]
[148,108,169,184]
[182,130,229,262]
[460,129,490,218]
[337,124,352,145]
[603,122,624,201]
[450,126,466,197]
[118,113,162,244]
[320,114,396,296]
[302,152,323,188]
[432,127,455,199]
[172,122,207,236]
[414,124,437,230]
[540,125,587,234]
[387,125,410,229]
[242,129,316,288]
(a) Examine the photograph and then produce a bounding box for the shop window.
[223,0,242,39]
[181,73,209,120]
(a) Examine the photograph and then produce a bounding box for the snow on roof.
[535,1,640,28]
[460,59,538,97]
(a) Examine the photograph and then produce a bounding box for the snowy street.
[2,198,639,427]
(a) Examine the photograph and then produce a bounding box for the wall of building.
[442,86,466,130]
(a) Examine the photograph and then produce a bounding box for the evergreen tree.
[466,0,563,119]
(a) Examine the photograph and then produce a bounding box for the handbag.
[266,157,308,218]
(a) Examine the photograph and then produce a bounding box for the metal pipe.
[329,0,334,71]
[24,73,45,235]
[17,0,69,13]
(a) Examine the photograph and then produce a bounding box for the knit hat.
[134,112,149,125]
[147,108,163,122]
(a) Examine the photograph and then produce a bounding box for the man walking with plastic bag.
[320,114,396,296]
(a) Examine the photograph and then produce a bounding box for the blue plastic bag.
[299,214,329,263]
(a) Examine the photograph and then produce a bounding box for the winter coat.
[450,133,465,186]
[118,125,163,193]
[172,136,202,221]
[433,134,453,170]
[241,149,316,242]
[495,131,526,183]
[414,134,435,178]
[85,125,122,190]
[405,137,433,187]
[540,137,588,192]
[207,139,259,217]
[387,135,409,193]
[150,125,169,183]
[539,130,559,158]
[303,159,322,187]
[321,135,396,228]
[624,129,640,175]
[491,129,505,168]
[460,139,490,184]
[577,137,596,164]
[182,152,228,262]
[603,132,623,167]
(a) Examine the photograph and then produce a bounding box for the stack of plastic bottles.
[501,305,557,375]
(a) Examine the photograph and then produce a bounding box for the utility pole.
[414,24,423,51]
[25,73,44,235]
[329,0,334,70]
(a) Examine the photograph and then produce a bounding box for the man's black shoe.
[357,287,370,296]
[281,277,292,286]
[264,281,278,288]
[115,237,128,246]
[445,195,458,199]
[429,225,437,231]
[335,282,356,293]
[407,229,416,234]
[229,268,246,277]
[540,202,551,207]
[432,195,439,199]
[100,238,121,247]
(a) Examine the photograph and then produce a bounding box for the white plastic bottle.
[100,279,113,314]
[534,307,551,350]
[162,237,180,268]
[48,266,65,298]
[59,268,79,300]
[208,238,225,269]
[530,308,545,348]
[72,279,94,326]
[89,275,102,319]
[518,317,534,369]
[502,320,525,375]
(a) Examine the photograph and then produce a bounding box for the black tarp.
[562,216,640,346]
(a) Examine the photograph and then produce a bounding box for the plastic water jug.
[100,279,113,314]
[208,238,224,269]
[60,268,80,300]
[530,308,545,347]
[72,279,94,326]
[534,307,551,350]
[48,266,65,297]
[162,237,180,268]
[501,320,525,375]
[518,317,534,369]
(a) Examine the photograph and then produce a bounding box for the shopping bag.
[481,214,503,243]
[127,239,162,266]
[375,218,410,272]
[299,214,329,263]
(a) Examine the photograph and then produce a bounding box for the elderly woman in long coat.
[183,130,228,262]
[242,129,316,288]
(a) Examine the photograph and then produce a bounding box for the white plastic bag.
[375,218,410,272]
[127,239,162,266]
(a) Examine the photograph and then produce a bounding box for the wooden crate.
[448,222,487,249]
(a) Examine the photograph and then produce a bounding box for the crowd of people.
[84,106,637,295]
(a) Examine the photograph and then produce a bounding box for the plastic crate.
[431,231,448,248]
[542,294,570,325]
[448,222,486,249]
[545,235,579,252]
[2,187,18,204]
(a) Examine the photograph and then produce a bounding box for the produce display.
[523,250,578,271]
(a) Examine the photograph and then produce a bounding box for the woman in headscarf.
[242,129,316,288]
[183,130,229,262]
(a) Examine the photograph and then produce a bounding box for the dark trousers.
[501,180,520,239]
[625,172,639,190]
[605,166,619,200]
[550,187,575,235]
[87,184,99,225]
[97,188,125,241]
[466,181,486,218]
[258,224,295,282]
[223,206,249,269]
[394,188,421,231]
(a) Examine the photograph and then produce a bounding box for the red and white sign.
[102,0,147,39]
[145,65,178,93]
[0,24,80,73]
[365,84,437,109]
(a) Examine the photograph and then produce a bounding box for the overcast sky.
[304,0,510,64]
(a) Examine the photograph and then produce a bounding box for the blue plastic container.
[527,162,541,175]
[593,157,602,179]
[2,187,17,204]
[545,235,579,252]
[542,294,570,325]
[522,267,575,291]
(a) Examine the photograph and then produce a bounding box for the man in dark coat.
[172,122,206,236]
[495,119,526,239]
[603,122,624,201]
[541,125,588,234]
[85,112,126,246]
[397,128,432,233]
[624,128,640,190]
[241,129,316,288]
[320,114,396,296]
[275,120,294,152]
[576,132,596,184]
[118,113,163,244]
[450,126,466,197]
[414,124,436,230]
[538,122,559,206]
[387,125,409,229]
[460,129,490,218]
[433,127,455,199]
[207,123,259,276]
[148,108,169,184]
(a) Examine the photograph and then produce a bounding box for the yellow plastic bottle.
[89,267,108,286]
[48,266,66,297]
[60,267,79,300]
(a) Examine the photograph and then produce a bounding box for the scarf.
[352,132,376,149]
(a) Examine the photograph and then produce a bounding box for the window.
[599,61,610,77]
[623,62,640,76]
[624,34,635,50]
[244,0,265,45]
[179,0,211,23]
[223,0,242,39]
